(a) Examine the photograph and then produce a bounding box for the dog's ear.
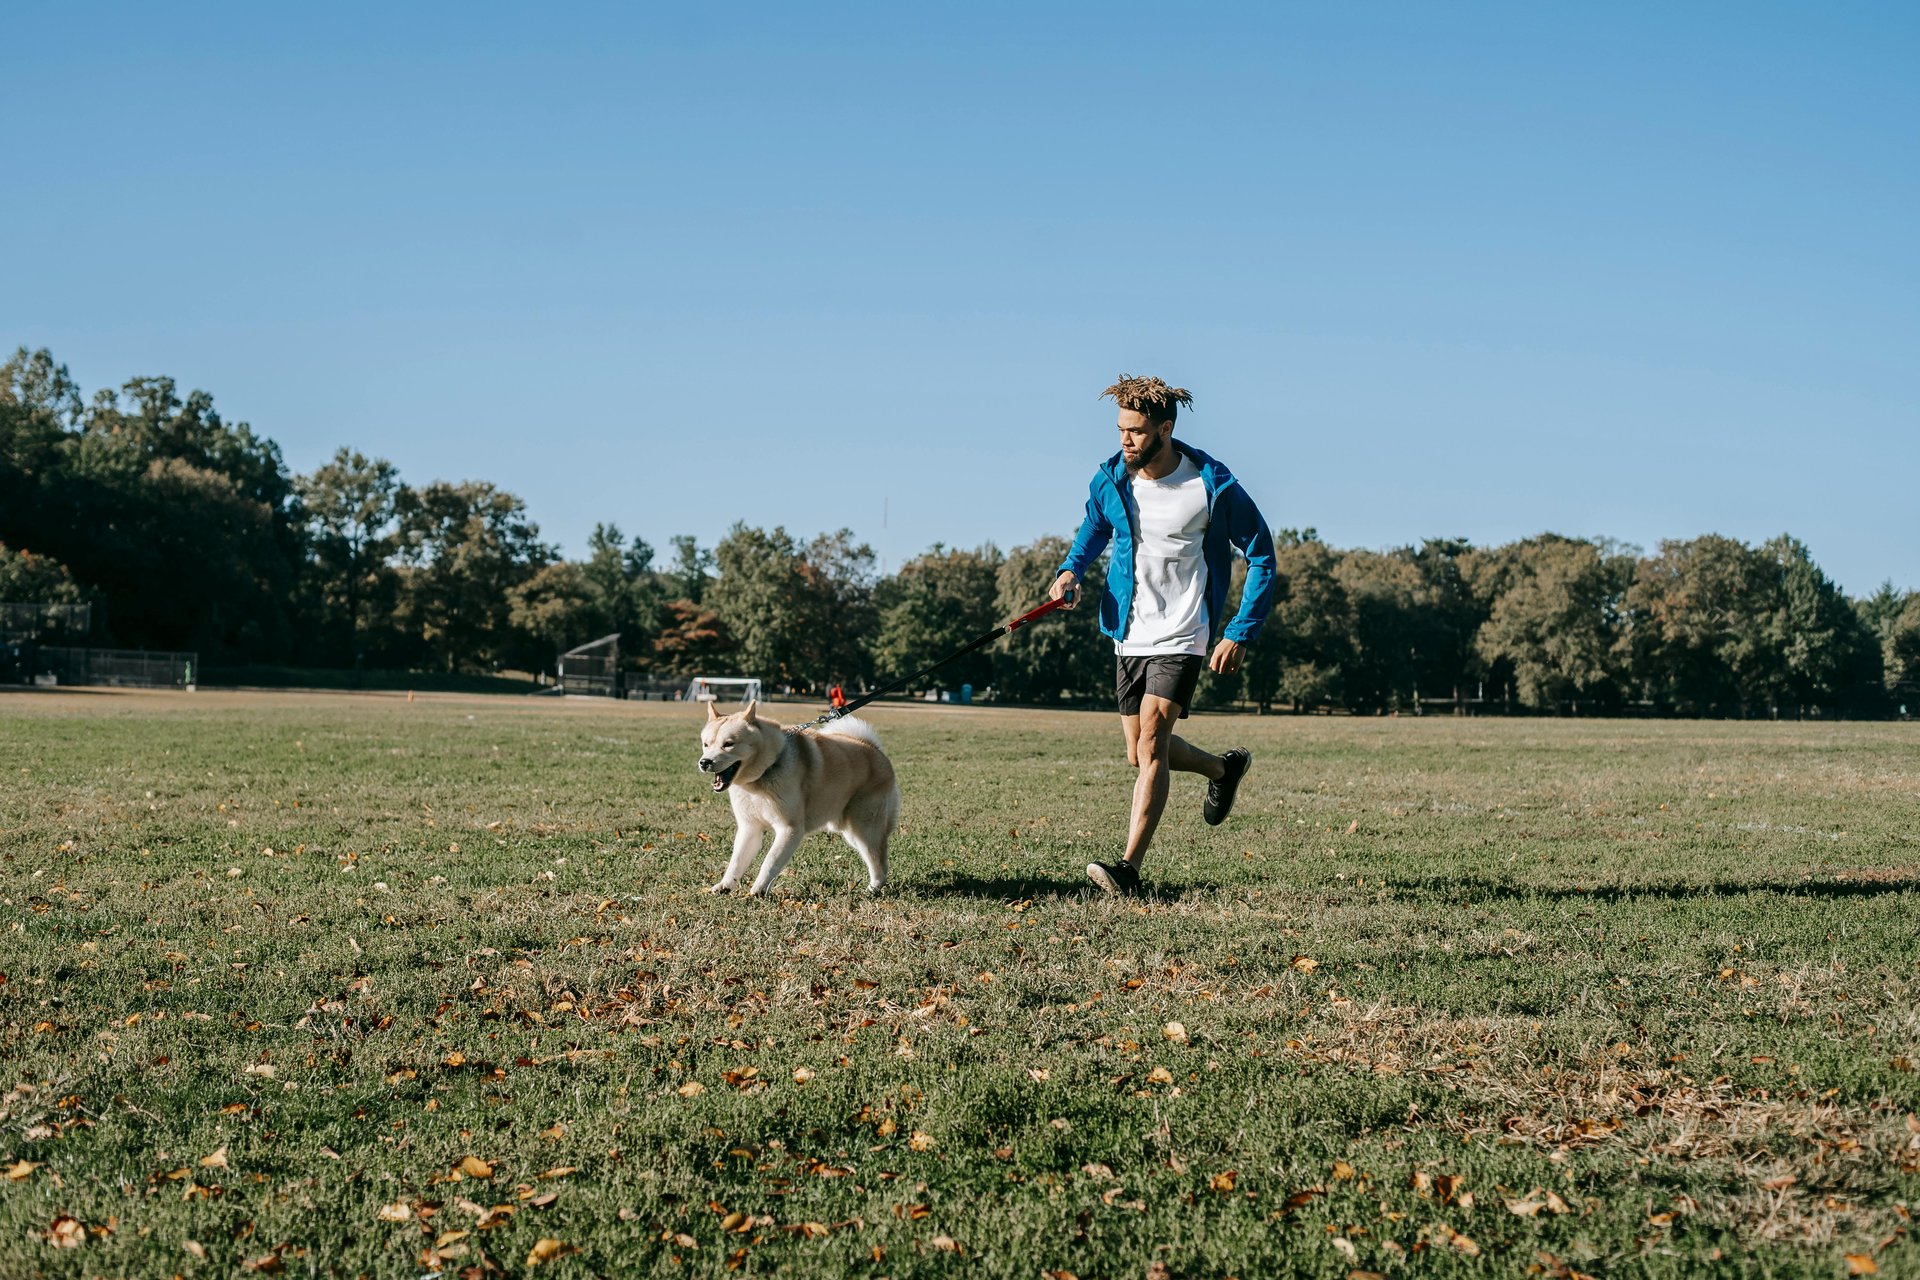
[706,700,721,722]
[742,699,758,723]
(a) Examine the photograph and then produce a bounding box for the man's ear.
[707,700,721,721]
[743,699,758,723]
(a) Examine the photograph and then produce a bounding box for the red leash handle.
[1006,587,1075,633]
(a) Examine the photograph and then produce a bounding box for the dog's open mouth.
[711,761,742,792]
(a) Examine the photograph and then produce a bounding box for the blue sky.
[7,2,1915,592]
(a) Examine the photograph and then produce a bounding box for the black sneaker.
[1086,861,1141,897]
[1204,749,1252,826]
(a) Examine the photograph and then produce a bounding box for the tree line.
[4,348,1915,714]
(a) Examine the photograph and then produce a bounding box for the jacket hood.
[1099,440,1234,495]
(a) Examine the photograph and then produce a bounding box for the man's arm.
[1052,480,1112,607]
[1220,482,1277,644]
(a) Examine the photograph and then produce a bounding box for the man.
[1050,375,1277,895]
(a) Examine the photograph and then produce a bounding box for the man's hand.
[1050,570,1080,609]
[1208,638,1244,676]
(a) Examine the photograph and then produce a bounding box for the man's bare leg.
[1121,696,1226,867]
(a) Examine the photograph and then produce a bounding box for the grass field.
[2,689,1916,1279]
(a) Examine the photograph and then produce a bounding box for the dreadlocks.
[1100,374,1193,427]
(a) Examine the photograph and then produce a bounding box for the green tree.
[395,480,553,672]
[507,561,600,667]
[993,537,1109,703]
[1467,534,1632,711]
[0,542,85,603]
[1333,549,1427,711]
[1243,532,1352,713]
[297,448,401,666]
[708,525,876,689]
[669,535,715,604]
[1885,594,1920,697]
[3,355,303,659]
[872,543,1003,691]
[1622,535,1781,714]
[579,523,664,659]
[1759,535,1882,713]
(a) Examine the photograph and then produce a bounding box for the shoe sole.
[1086,863,1131,896]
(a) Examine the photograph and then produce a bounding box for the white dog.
[697,701,899,895]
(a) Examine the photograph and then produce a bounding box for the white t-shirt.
[1116,453,1211,656]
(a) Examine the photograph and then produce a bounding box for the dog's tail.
[818,716,883,749]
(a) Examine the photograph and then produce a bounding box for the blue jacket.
[1058,440,1278,645]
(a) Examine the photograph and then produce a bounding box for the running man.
[1050,375,1277,895]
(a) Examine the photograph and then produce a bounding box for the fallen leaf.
[1762,1175,1797,1191]
[1847,1256,1879,1276]
[199,1146,229,1170]
[1209,1170,1238,1193]
[182,1240,207,1259]
[538,1166,578,1180]
[792,1068,815,1084]
[1081,1162,1115,1180]
[1028,1068,1051,1082]
[930,1234,963,1253]
[48,1216,85,1248]
[1506,1195,1544,1218]
[1344,819,1358,834]
[526,1238,575,1267]
[1331,1160,1356,1181]
[719,1211,748,1233]
[1147,1066,1175,1085]
[376,1202,413,1223]
[458,1156,494,1179]
[1291,956,1319,973]
[242,1253,284,1274]
[678,1081,706,1098]
[908,1131,935,1152]
[6,1160,41,1181]
[540,1124,566,1140]
[1163,1022,1188,1044]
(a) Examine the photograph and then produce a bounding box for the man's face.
[1117,409,1171,472]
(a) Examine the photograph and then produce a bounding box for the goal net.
[685,676,762,705]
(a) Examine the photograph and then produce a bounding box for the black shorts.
[1115,653,1204,718]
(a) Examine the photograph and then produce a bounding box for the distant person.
[1050,374,1277,895]
[829,683,848,711]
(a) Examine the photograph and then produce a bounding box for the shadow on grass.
[901,872,1227,903]
[1391,874,1920,904]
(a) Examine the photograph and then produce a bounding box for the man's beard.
[1125,433,1166,473]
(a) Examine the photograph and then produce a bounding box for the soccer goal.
[685,676,762,705]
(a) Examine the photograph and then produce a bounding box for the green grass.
[2,689,1916,1279]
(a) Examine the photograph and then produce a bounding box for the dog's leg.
[841,827,888,893]
[710,819,767,893]
[841,783,898,893]
[746,827,805,897]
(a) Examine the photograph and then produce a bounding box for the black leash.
[804,590,1075,730]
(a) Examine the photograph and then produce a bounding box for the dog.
[697,700,899,895]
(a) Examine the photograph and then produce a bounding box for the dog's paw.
[704,882,734,895]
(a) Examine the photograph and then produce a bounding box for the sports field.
[2,689,1915,1278]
